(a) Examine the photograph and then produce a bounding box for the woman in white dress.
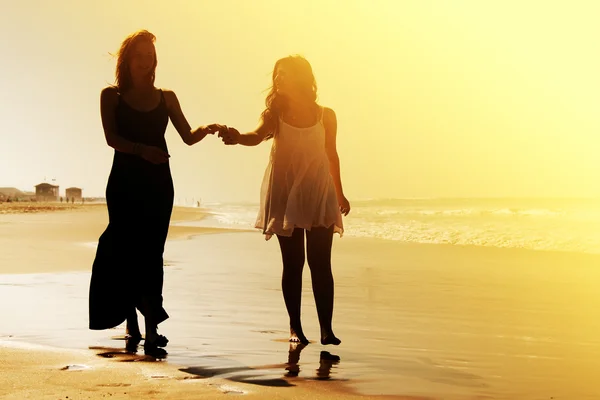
[219,55,350,346]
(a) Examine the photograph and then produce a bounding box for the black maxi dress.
[89,89,173,330]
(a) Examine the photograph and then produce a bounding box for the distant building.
[0,187,24,201]
[35,183,59,202]
[65,187,83,201]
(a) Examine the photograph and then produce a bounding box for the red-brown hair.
[113,30,157,92]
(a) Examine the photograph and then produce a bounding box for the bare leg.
[306,225,341,346]
[277,228,309,345]
[141,297,168,358]
[125,306,141,338]
[124,307,142,353]
[144,315,159,343]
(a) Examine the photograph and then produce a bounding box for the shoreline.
[2,205,599,399]
[0,206,440,399]
[0,339,413,400]
[2,201,596,259]
[0,203,245,275]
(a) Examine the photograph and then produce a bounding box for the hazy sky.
[1,0,598,203]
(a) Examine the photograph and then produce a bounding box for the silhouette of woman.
[89,30,225,357]
[219,56,350,346]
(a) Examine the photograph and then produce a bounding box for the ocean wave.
[356,207,570,219]
[197,199,600,254]
[344,220,600,254]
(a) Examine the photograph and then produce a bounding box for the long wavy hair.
[113,30,157,92]
[261,55,318,140]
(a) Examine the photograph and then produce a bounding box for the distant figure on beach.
[60,197,63,203]
[218,56,350,346]
[88,29,226,358]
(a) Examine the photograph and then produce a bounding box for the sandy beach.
[0,203,233,275]
[0,204,408,399]
[1,204,600,399]
[2,0,598,397]
[0,342,409,400]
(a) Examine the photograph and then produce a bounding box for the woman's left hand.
[339,195,351,216]
[206,124,228,135]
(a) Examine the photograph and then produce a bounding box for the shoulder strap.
[116,88,122,107]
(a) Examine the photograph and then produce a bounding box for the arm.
[222,112,275,146]
[163,89,213,146]
[100,86,141,154]
[100,87,169,164]
[324,108,344,199]
[324,107,350,215]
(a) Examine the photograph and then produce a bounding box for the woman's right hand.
[339,194,351,216]
[219,127,241,145]
[140,145,170,164]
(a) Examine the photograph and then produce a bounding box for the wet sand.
[1,206,600,399]
[0,342,411,400]
[0,204,410,399]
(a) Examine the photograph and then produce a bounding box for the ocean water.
[175,198,600,255]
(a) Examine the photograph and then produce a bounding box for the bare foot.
[320,332,341,346]
[290,327,309,345]
[125,336,142,353]
[144,343,168,359]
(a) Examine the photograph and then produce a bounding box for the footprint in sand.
[178,376,205,381]
[60,364,91,371]
[210,383,248,395]
[251,329,285,334]
[97,383,132,387]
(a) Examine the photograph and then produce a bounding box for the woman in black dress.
[89,30,225,358]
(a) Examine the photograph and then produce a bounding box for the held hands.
[218,127,241,145]
[205,124,240,145]
[139,124,232,164]
[205,124,229,136]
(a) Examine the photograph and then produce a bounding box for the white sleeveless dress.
[255,107,343,240]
